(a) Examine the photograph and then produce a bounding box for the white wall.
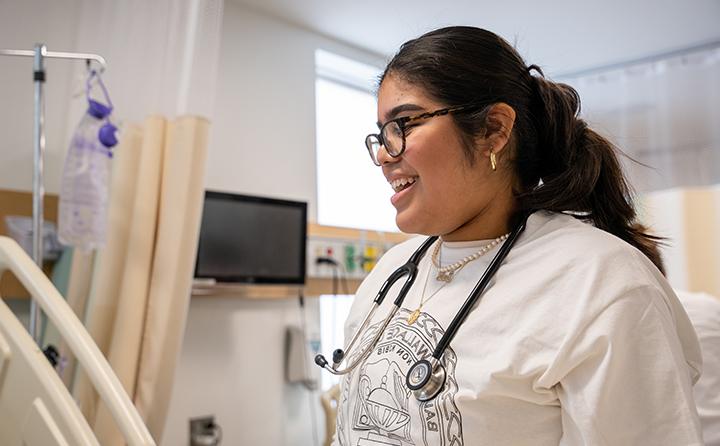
[163,296,323,446]
[204,2,386,220]
[0,0,82,194]
[161,4,385,446]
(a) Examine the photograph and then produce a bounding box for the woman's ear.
[480,103,516,156]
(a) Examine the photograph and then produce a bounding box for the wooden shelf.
[0,189,58,300]
[307,222,408,244]
[191,277,364,299]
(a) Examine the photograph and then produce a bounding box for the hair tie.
[572,118,589,146]
[527,64,544,77]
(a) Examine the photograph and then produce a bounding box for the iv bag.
[58,71,117,251]
[58,113,113,251]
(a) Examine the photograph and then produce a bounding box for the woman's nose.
[376,144,399,165]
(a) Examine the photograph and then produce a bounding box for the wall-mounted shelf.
[191,277,365,299]
[0,189,58,300]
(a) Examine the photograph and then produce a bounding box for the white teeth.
[390,177,417,192]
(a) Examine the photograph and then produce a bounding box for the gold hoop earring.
[490,150,497,171]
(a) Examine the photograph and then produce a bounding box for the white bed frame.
[0,236,155,445]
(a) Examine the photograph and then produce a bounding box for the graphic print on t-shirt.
[337,310,463,446]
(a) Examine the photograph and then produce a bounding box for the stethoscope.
[315,214,529,402]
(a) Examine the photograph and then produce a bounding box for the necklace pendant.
[408,308,421,325]
[436,270,454,282]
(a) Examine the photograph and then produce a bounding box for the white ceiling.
[232,0,720,76]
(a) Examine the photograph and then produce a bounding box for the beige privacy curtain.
[640,186,720,296]
[72,115,209,445]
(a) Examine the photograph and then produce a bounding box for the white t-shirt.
[333,211,702,446]
[676,290,720,446]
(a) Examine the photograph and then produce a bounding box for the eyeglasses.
[364,105,478,166]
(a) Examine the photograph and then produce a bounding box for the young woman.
[328,27,703,445]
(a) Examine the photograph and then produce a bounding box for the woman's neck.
[441,199,516,242]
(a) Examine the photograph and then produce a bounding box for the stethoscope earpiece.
[314,348,347,371]
[332,349,345,364]
[314,354,328,368]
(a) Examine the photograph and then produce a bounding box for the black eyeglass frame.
[364,104,480,166]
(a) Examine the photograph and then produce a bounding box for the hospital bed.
[0,236,155,445]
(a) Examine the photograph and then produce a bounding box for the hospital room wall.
[0,0,81,194]
[160,5,386,446]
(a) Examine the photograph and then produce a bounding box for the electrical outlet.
[307,238,345,278]
[343,243,358,274]
[307,237,390,279]
[189,415,221,446]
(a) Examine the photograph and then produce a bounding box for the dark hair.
[629,223,666,275]
[380,26,663,266]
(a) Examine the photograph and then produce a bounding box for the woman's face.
[376,75,515,240]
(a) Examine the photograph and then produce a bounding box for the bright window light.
[319,293,355,390]
[315,50,398,233]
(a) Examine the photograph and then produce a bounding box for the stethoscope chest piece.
[406,358,447,402]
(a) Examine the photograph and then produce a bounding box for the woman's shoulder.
[522,211,657,271]
[509,211,669,306]
[511,212,691,346]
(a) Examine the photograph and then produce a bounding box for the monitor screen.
[194,191,307,284]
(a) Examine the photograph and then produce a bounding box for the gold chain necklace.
[408,245,450,324]
[431,233,509,282]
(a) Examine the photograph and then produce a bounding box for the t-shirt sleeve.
[551,285,703,445]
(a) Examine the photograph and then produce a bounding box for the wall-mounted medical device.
[285,325,319,389]
[194,191,307,285]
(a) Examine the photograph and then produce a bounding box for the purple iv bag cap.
[87,99,112,119]
[99,123,119,148]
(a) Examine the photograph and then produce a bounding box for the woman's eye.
[390,125,404,137]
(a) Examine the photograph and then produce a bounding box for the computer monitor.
[194,191,307,284]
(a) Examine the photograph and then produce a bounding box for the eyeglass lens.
[382,121,404,156]
[366,121,404,165]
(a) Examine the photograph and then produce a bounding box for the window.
[318,294,355,390]
[315,49,398,233]
[315,50,399,390]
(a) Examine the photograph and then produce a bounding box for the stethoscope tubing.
[326,304,401,375]
[431,215,529,359]
[317,235,438,375]
[317,214,528,385]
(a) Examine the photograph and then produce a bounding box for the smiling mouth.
[390,177,417,193]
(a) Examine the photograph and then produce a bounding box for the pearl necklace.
[431,233,510,282]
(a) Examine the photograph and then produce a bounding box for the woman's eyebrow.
[377,103,425,128]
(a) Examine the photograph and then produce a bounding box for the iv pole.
[0,44,107,344]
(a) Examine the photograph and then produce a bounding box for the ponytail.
[518,73,664,269]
